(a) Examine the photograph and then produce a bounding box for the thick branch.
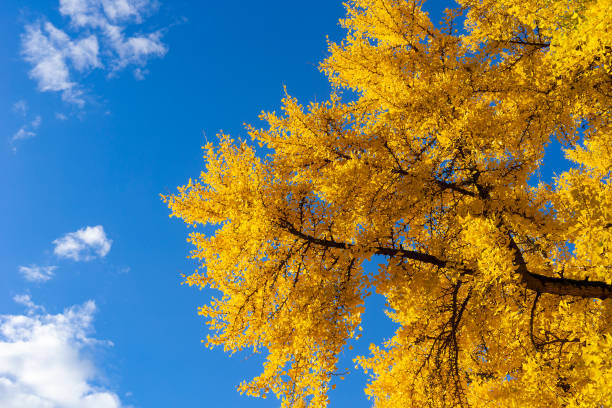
[508,235,612,300]
[279,219,612,299]
[505,40,551,48]
[392,168,477,197]
[279,219,449,268]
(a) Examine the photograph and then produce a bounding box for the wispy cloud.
[53,225,112,261]
[21,22,100,106]
[11,115,42,142]
[22,0,167,105]
[12,100,28,116]
[11,128,36,142]
[0,298,124,407]
[18,265,57,282]
[31,116,42,127]
[132,67,148,80]
[12,294,45,314]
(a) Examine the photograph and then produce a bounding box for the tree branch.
[391,168,478,197]
[530,292,541,351]
[279,218,450,268]
[507,234,612,300]
[279,218,612,300]
[505,39,551,47]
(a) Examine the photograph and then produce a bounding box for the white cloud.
[12,128,36,141]
[71,36,101,71]
[132,67,147,80]
[53,225,112,261]
[12,100,28,116]
[22,24,73,92]
[104,25,166,73]
[21,22,100,106]
[31,115,42,128]
[18,265,57,282]
[56,112,69,120]
[22,0,167,106]
[0,298,123,408]
[59,0,153,26]
[12,295,45,314]
[12,116,43,142]
[102,0,148,22]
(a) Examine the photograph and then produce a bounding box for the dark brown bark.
[279,219,612,300]
[279,218,449,268]
[507,235,612,300]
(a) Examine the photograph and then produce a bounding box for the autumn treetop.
[164,0,612,406]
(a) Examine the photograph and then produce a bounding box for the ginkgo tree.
[164,0,612,406]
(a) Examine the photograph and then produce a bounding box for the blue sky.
[0,1,571,407]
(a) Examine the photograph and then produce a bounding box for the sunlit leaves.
[165,0,611,406]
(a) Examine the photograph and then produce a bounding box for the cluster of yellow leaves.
[164,0,611,406]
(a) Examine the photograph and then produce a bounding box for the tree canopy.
[164,0,612,406]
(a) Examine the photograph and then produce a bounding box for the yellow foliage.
[163,0,612,406]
